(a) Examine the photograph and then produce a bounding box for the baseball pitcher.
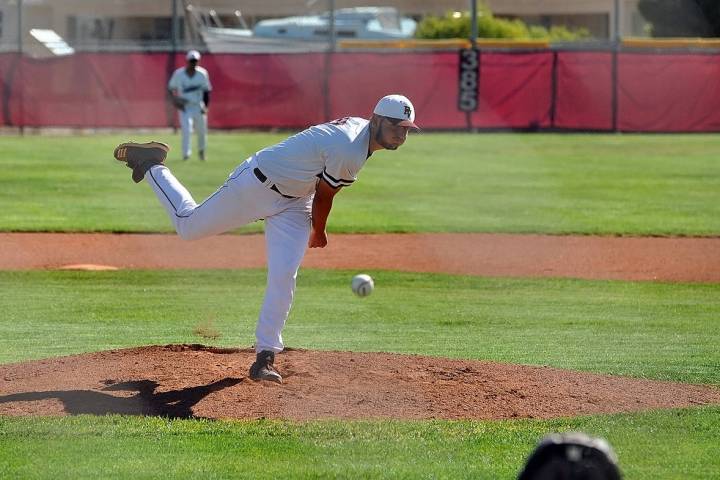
[114,94,418,383]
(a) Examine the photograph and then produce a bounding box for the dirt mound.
[1,345,717,421]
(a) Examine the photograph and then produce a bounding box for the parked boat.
[252,7,417,40]
[186,5,416,53]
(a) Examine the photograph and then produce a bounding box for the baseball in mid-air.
[351,274,374,297]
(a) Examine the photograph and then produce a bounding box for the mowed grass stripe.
[1,269,718,384]
[0,408,719,479]
[1,133,719,235]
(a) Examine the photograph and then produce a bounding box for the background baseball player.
[168,50,212,161]
[114,94,419,383]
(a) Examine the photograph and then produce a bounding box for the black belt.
[253,167,297,199]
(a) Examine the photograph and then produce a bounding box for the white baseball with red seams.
[351,274,374,297]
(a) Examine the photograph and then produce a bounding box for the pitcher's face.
[375,116,410,150]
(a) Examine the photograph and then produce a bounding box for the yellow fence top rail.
[623,37,720,49]
[339,37,720,50]
[338,38,550,49]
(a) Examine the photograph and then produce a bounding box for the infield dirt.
[2,232,719,282]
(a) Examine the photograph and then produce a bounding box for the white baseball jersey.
[168,67,212,106]
[255,117,371,198]
[142,115,375,355]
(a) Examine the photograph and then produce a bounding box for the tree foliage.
[414,7,589,41]
[638,0,720,37]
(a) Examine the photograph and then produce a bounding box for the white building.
[0,0,647,55]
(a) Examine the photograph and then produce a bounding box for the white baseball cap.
[186,50,201,61]
[373,94,419,129]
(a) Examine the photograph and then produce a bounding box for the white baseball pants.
[145,156,313,353]
[179,104,207,158]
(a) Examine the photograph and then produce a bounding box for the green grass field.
[1,133,719,479]
[2,409,719,479]
[1,133,719,235]
[1,270,719,384]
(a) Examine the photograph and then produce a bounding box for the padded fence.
[1,50,720,132]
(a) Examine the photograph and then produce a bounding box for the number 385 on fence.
[458,49,479,112]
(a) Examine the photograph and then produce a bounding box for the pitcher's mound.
[1,345,718,420]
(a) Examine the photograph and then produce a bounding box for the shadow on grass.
[0,377,242,419]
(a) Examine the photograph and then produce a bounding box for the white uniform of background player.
[168,50,212,160]
[114,94,418,383]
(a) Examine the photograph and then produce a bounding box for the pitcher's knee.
[176,224,205,241]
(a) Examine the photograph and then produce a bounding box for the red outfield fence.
[2,50,720,132]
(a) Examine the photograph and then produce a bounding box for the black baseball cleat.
[113,141,170,183]
[249,350,282,384]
